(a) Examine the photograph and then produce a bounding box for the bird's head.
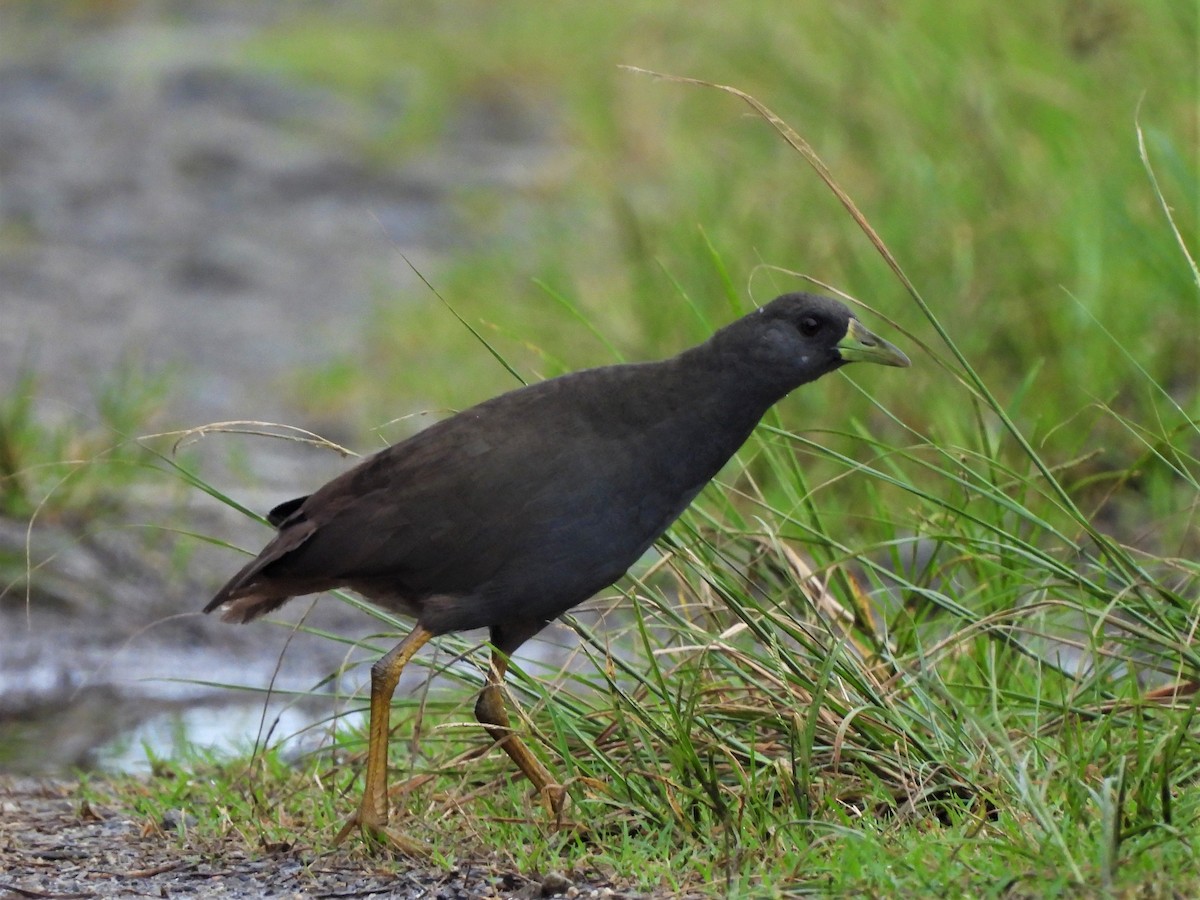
[715,292,909,390]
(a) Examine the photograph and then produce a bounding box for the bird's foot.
[539,782,569,823]
[332,807,430,857]
[542,776,610,837]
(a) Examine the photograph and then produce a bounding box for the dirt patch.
[0,777,661,899]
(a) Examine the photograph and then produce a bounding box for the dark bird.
[204,291,909,852]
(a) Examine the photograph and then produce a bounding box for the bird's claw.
[332,809,430,857]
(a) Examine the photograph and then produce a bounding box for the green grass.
[0,363,171,520]
[14,0,1200,896]
[246,1,1196,435]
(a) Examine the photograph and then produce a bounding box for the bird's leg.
[334,624,433,855]
[474,649,567,820]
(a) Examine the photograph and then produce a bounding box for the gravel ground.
[0,778,664,899]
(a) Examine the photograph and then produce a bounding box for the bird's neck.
[646,350,791,470]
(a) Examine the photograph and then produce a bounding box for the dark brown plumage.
[205,291,909,851]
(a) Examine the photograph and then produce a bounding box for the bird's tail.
[203,555,294,623]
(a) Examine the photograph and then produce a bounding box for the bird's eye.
[798,316,821,337]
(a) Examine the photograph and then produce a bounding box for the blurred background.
[0,1,1195,776]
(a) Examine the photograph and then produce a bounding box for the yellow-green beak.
[836,318,911,368]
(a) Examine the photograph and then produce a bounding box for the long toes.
[379,827,432,858]
[332,811,364,847]
[332,809,429,857]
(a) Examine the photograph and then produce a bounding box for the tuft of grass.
[0,363,183,613]
[0,364,171,520]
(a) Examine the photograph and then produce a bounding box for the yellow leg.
[474,650,566,818]
[334,624,433,854]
